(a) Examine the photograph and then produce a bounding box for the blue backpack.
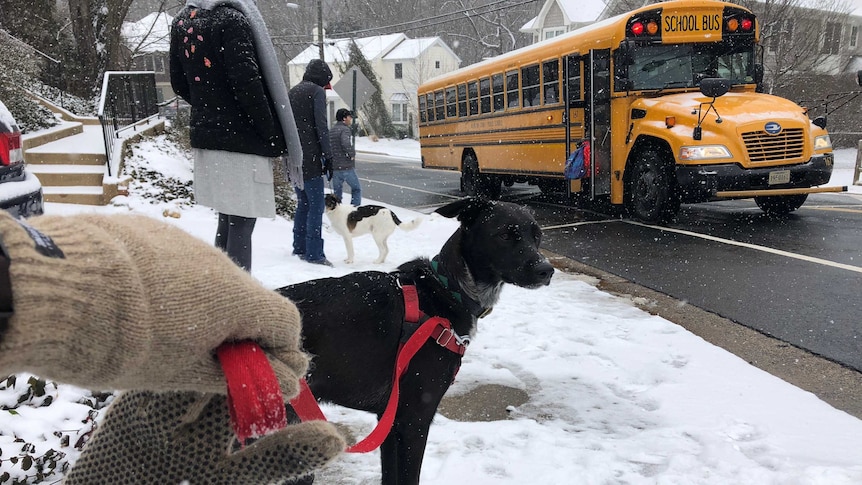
[564,142,587,180]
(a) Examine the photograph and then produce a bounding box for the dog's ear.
[435,197,493,226]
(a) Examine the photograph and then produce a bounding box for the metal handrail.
[97,71,159,176]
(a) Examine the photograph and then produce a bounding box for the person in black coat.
[170,0,294,271]
[288,59,334,266]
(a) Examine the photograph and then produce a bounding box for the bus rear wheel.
[461,153,501,199]
[754,194,808,216]
[626,150,680,224]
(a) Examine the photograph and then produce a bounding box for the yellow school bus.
[417,0,845,222]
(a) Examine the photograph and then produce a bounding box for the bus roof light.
[726,18,739,32]
[646,21,659,35]
[631,21,644,36]
[741,18,753,31]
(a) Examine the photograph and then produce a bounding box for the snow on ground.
[1,135,861,484]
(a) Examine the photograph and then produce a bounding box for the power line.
[330,0,538,38]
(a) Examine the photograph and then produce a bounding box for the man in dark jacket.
[288,59,334,266]
[329,108,361,206]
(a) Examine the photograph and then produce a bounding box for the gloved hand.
[64,391,344,484]
[0,211,346,482]
[0,211,305,398]
[322,155,333,181]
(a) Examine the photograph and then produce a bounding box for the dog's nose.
[533,260,554,285]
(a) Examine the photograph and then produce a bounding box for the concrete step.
[42,185,106,206]
[22,122,84,150]
[29,164,105,187]
[25,151,106,166]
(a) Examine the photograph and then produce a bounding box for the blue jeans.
[330,169,361,206]
[293,176,326,262]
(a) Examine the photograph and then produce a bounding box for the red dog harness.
[218,284,468,453]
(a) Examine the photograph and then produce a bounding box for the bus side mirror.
[754,64,764,85]
[700,78,731,98]
[813,116,827,129]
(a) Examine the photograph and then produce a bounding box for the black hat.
[336,108,353,121]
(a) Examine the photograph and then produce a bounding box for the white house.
[288,33,461,136]
[519,0,608,43]
[121,12,174,101]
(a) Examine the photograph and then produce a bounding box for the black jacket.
[288,59,333,181]
[169,5,285,157]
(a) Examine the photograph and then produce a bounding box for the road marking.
[359,178,462,200]
[625,220,862,274]
[542,220,611,231]
[808,206,862,214]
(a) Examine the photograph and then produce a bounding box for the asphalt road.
[357,153,862,372]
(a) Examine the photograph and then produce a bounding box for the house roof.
[288,33,407,65]
[382,37,462,64]
[521,0,607,33]
[122,12,173,53]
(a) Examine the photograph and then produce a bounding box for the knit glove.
[0,211,305,398]
[63,391,344,484]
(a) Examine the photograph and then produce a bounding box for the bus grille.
[741,128,805,163]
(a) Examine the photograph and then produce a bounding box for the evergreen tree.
[346,40,396,138]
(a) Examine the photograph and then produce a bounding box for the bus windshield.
[625,40,756,91]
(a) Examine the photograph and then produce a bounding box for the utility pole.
[317,0,324,60]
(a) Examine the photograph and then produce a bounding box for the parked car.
[0,99,44,218]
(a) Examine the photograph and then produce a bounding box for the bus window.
[434,90,444,120]
[457,84,467,117]
[567,57,582,105]
[419,95,426,123]
[521,65,540,107]
[542,59,560,105]
[468,81,479,115]
[480,78,491,113]
[492,74,504,111]
[446,87,457,118]
[425,94,434,121]
[506,71,519,108]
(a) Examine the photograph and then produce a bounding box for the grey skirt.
[192,148,276,219]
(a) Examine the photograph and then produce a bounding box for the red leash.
[217,341,287,444]
[218,285,466,453]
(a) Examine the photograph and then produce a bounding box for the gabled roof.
[288,33,407,65]
[122,12,173,53]
[382,37,461,64]
[521,0,607,33]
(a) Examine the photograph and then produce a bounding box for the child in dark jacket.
[329,109,361,206]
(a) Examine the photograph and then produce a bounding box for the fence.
[97,71,159,176]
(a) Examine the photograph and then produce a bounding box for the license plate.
[768,170,791,185]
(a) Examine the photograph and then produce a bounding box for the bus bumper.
[675,153,834,202]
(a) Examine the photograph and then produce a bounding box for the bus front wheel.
[461,153,501,199]
[754,194,808,216]
[626,150,680,224]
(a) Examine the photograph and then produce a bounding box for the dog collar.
[430,257,492,319]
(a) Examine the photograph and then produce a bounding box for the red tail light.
[741,18,753,31]
[0,131,23,166]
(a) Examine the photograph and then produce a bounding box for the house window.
[851,25,859,48]
[768,19,793,53]
[154,56,166,74]
[435,60,441,69]
[543,28,565,40]
[395,63,403,79]
[391,101,409,123]
[822,22,841,54]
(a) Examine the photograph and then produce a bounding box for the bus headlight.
[813,135,832,151]
[679,145,732,160]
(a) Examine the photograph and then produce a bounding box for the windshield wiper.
[653,81,690,95]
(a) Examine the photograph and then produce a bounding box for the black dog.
[278,197,554,485]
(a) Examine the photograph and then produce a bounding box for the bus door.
[564,54,584,197]
[585,49,612,198]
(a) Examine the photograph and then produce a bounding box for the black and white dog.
[278,197,554,485]
[324,194,423,264]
